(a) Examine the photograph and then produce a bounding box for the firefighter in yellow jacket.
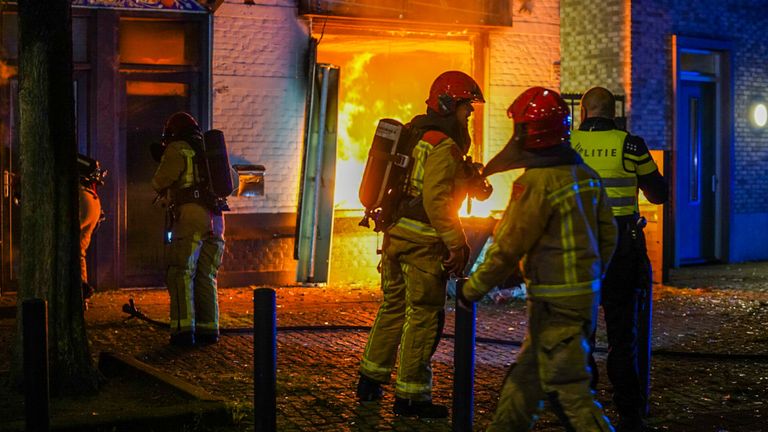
[152,112,224,347]
[78,153,106,302]
[459,87,617,431]
[356,71,487,418]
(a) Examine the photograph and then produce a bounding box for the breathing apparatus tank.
[358,118,420,232]
[203,129,234,199]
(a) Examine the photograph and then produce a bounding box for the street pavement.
[2,262,768,431]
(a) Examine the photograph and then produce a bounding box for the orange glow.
[0,60,17,85]
[622,0,632,112]
[126,81,188,96]
[317,34,508,217]
[120,19,197,65]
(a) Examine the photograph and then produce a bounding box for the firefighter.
[458,87,617,431]
[356,71,485,418]
[572,87,667,432]
[152,112,225,347]
[78,154,106,302]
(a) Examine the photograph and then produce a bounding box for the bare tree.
[12,0,98,394]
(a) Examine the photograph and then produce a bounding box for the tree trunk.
[12,0,98,395]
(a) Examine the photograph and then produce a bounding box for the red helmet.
[425,71,485,115]
[507,87,571,150]
[162,112,201,142]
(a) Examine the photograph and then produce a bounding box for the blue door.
[675,80,717,264]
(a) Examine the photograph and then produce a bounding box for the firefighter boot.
[170,331,195,347]
[356,374,384,402]
[393,397,448,418]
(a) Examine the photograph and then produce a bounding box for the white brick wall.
[213,0,562,214]
[486,0,561,202]
[213,1,309,213]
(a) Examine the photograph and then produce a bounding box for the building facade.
[1,0,766,293]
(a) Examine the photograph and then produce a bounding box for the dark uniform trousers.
[599,219,651,421]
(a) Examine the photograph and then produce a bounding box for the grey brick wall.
[562,0,768,215]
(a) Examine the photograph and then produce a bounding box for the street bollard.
[638,280,653,416]
[23,298,49,432]
[253,288,276,432]
[452,278,476,432]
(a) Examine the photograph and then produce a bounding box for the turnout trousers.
[359,233,448,401]
[487,294,613,432]
[166,203,225,338]
[79,186,101,284]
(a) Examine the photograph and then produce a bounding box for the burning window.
[316,33,475,210]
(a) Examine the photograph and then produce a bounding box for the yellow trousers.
[486,293,614,432]
[360,233,447,401]
[166,203,225,337]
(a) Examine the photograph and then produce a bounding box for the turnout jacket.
[464,161,617,300]
[152,139,201,197]
[388,115,469,251]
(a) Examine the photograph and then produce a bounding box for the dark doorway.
[0,79,19,294]
[122,79,192,287]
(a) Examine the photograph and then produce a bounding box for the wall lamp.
[751,102,768,128]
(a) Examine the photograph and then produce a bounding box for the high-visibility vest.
[571,129,640,216]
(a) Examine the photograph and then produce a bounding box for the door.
[676,80,717,264]
[0,79,20,294]
[122,78,195,287]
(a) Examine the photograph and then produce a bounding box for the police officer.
[152,112,225,347]
[572,87,667,432]
[356,71,486,418]
[459,87,617,431]
[78,153,106,302]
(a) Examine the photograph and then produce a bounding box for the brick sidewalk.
[2,263,768,431]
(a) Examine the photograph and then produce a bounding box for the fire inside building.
[0,0,767,294]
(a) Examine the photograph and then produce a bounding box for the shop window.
[126,81,188,97]
[119,19,199,66]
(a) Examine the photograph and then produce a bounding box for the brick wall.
[562,0,768,263]
[213,0,565,285]
[486,0,561,200]
[212,0,309,214]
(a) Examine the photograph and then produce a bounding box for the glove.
[443,244,470,277]
[455,278,474,312]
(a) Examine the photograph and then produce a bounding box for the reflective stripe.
[549,178,602,205]
[179,148,196,188]
[607,196,636,208]
[361,358,392,376]
[602,177,636,187]
[395,217,439,237]
[549,178,601,285]
[407,141,432,195]
[396,378,432,396]
[528,279,601,297]
[196,321,218,331]
[170,317,194,334]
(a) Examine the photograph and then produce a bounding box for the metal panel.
[296,64,340,284]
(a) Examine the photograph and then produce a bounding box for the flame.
[318,36,510,218]
[0,60,17,85]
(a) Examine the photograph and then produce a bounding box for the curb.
[2,352,234,432]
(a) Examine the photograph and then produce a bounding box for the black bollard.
[452,278,476,432]
[23,298,49,432]
[253,288,276,432]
